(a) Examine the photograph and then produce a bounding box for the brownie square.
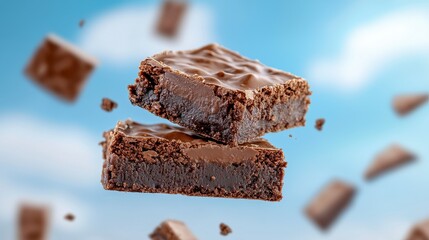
[406,219,429,240]
[156,0,187,37]
[18,204,49,240]
[25,34,98,102]
[101,120,286,201]
[129,44,311,145]
[150,220,197,240]
[365,144,416,181]
[305,180,356,230]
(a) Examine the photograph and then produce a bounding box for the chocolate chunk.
[156,0,187,37]
[128,44,311,145]
[365,144,416,181]
[79,19,85,28]
[101,120,286,201]
[406,219,429,240]
[393,94,428,116]
[64,213,75,221]
[150,220,197,240]
[305,180,356,230]
[101,98,118,112]
[18,204,49,240]
[220,223,232,236]
[288,134,293,138]
[315,118,325,131]
[24,34,98,102]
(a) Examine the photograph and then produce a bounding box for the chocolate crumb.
[64,213,75,221]
[210,176,216,181]
[288,134,293,138]
[315,118,325,131]
[79,19,85,28]
[220,223,232,236]
[101,98,118,112]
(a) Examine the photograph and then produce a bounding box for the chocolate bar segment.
[150,220,197,240]
[365,144,416,181]
[305,180,356,230]
[25,34,97,102]
[129,44,311,145]
[406,219,429,240]
[18,204,49,240]
[101,120,286,201]
[393,94,428,116]
[156,0,187,37]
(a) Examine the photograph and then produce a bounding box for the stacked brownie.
[101,43,311,201]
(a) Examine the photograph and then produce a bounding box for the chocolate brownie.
[101,98,118,112]
[393,94,428,116]
[219,223,232,236]
[150,220,197,240]
[156,0,187,37]
[18,204,49,240]
[406,219,429,240]
[305,180,356,230]
[365,144,416,181]
[24,34,97,102]
[129,44,311,145]
[101,120,286,201]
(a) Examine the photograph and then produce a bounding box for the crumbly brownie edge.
[101,131,286,201]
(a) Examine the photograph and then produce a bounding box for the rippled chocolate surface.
[152,43,300,90]
[117,120,275,149]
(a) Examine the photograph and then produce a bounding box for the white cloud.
[308,8,429,90]
[0,113,100,186]
[79,3,216,65]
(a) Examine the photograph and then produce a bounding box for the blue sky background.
[1,0,429,239]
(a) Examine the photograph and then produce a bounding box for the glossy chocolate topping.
[116,120,275,149]
[152,43,301,91]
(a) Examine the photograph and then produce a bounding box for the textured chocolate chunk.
[315,118,325,131]
[101,98,118,112]
[365,144,416,181]
[18,204,49,240]
[220,223,232,236]
[393,94,428,116]
[101,120,286,201]
[150,220,197,240]
[129,44,311,145]
[406,219,429,240]
[24,34,97,102]
[305,180,356,230]
[156,0,187,37]
[64,213,75,221]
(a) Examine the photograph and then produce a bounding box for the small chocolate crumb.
[210,176,216,181]
[288,134,293,138]
[64,213,75,221]
[315,118,325,131]
[101,98,118,112]
[220,223,232,236]
[79,19,85,28]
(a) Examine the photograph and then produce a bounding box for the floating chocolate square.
[25,34,98,102]
[18,204,49,240]
[156,0,187,37]
[393,94,428,116]
[150,220,197,240]
[305,180,356,230]
[406,219,429,240]
[365,144,416,181]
